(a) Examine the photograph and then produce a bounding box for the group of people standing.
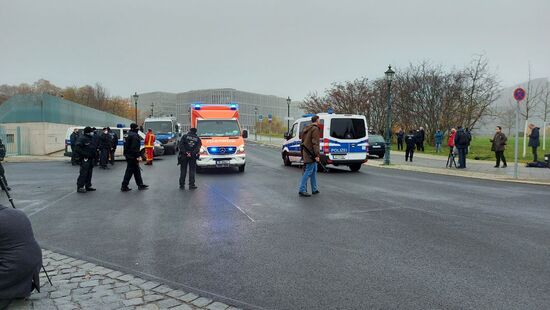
[69,127,118,169]
[397,127,427,162]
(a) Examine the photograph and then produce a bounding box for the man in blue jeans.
[299,115,321,197]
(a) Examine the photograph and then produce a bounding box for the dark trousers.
[397,139,403,150]
[110,149,116,164]
[417,141,424,151]
[495,151,507,167]
[457,147,467,168]
[77,158,94,189]
[0,161,8,190]
[122,159,143,187]
[99,148,109,167]
[179,157,197,186]
[532,146,538,162]
[405,146,414,161]
[70,146,79,165]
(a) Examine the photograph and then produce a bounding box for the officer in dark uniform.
[0,138,10,191]
[98,127,111,169]
[178,128,201,189]
[108,127,118,165]
[121,123,148,192]
[75,127,97,193]
[69,128,80,165]
[405,130,416,162]
[91,127,100,166]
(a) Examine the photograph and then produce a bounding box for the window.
[197,120,240,137]
[330,118,366,139]
[6,134,15,143]
[289,123,297,138]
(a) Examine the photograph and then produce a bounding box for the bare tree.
[521,62,542,121]
[301,78,370,115]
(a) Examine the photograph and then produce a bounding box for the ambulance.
[281,112,369,171]
[190,103,248,172]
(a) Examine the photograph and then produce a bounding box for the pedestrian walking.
[75,127,97,193]
[121,123,148,192]
[299,115,321,197]
[144,129,155,165]
[69,128,80,166]
[454,127,470,169]
[108,127,118,165]
[397,128,404,151]
[0,138,10,191]
[528,123,540,162]
[98,127,111,169]
[490,126,507,168]
[405,130,416,162]
[178,128,201,189]
[434,129,443,153]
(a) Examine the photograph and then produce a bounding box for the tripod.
[446,149,457,168]
[0,177,53,286]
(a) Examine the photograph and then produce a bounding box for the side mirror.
[242,130,248,139]
[284,132,291,140]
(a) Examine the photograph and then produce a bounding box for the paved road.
[2,143,550,309]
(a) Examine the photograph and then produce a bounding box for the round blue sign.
[514,88,526,101]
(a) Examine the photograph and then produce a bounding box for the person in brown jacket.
[299,115,321,197]
[490,126,507,168]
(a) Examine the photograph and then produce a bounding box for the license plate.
[333,155,346,160]
[372,145,381,148]
[216,160,230,167]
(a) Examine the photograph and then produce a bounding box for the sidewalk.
[7,249,240,310]
[252,136,550,185]
[3,150,66,163]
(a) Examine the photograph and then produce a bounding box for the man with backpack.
[0,138,9,191]
[178,128,202,189]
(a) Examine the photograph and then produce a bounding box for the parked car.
[368,134,386,158]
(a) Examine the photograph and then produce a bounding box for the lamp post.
[383,65,395,165]
[254,106,258,141]
[150,102,154,118]
[286,96,291,132]
[132,92,139,124]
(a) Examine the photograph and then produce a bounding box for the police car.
[281,112,369,172]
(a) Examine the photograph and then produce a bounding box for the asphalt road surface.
[2,143,550,309]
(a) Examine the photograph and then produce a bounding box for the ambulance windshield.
[197,120,241,137]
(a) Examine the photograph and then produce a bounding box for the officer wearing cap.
[74,126,97,193]
[121,123,149,191]
[177,128,201,189]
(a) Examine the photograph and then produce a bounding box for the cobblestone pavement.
[7,250,241,310]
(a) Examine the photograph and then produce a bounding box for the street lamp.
[132,92,139,124]
[383,65,395,165]
[150,102,154,118]
[254,106,258,141]
[286,96,291,132]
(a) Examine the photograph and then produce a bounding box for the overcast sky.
[1,0,549,99]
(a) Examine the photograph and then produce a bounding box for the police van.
[281,113,369,172]
[64,126,165,160]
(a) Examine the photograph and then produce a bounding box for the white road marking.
[27,191,76,217]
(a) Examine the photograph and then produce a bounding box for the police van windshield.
[369,135,385,143]
[197,120,240,137]
[144,121,172,134]
[330,118,366,139]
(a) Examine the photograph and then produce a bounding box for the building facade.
[136,89,304,132]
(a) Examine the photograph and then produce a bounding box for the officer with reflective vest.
[178,128,201,189]
[144,129,155,165]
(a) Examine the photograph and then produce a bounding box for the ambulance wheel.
[238,165,245,173]
[349,164,362,172]
[283,154,291,166]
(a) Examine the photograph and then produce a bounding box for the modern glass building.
[136,89,304,132]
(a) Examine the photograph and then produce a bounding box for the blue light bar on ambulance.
[193,103,202,110]
[229,103,238,110]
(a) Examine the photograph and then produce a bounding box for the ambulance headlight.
[200,146,207,154]
[237,145,245,154]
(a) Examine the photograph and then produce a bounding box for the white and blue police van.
[281,112,369,172]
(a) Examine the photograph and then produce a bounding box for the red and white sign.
[513,87,526,101]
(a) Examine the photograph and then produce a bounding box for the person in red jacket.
[448,128,456,152]
[144,129,155,165]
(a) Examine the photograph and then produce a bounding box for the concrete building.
[136,89,304,132]
[0,94,132,155]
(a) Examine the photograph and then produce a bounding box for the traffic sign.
[258,114,263,121]
[268,114,273,123]
[514,87,526,101]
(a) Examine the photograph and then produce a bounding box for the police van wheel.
[238,165,245,173]
[283,154,291,166]
[349,164,362,172]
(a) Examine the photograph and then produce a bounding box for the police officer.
[405,130,416,162]
[69,128,80,166]
[0,138,10,191]
[121,123,148,192]
[108,127,118,165]
[75,127,97,193]
[98,127,111,169]
[178,128,201,189]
